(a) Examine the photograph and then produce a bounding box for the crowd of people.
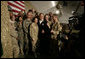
[9,8,72,58]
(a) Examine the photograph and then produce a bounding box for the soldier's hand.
[42,30,45,33]
[51,30,54,33]
[32,38,35,41]
[16,37,19,40]
[65,35,68,40]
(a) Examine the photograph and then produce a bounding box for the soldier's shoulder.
[31,23,35,26]
[58,21,60,24]
[55,22,60,25]
[48,21,52,23]
[24,19,26,22]
[23,20,25,22]
[24,19,28,21]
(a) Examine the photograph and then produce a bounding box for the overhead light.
[51,1,56,7]
[56,10,60,14]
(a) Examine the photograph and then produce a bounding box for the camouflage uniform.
[30,23,39,52]
[50,21,62,56]
[14,21,18,28]
[48,20,52,26]
[23,19,32,54]
[17,22,24,55]
[51,22,61,40]
[9,20,19,58]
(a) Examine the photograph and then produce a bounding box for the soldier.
[50,14,62,57]
[23,11,33,55]
[49,12,53,22]
[51,14,62,39]
[9,12,17,28]
[17,16,24,55]
[9,18,19,58]
[30,17,39,58]
[31,8,36,18]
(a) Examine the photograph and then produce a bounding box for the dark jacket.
[38,19,45,39]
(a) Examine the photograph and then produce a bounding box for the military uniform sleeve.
[23,20,28,33]
[10,28,18,38]
[53,30,58,35]
[53,22,62,35]
[57,22,62,34]
[30,24,35,39]
[13,31,18,38]
[58,22,62,31]
[16,23,19,31]
[14,21,18,28]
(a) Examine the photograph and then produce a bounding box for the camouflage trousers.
[31,39,38,52]
[24,33,29,54]
[12,38,19,58]
[18,31,24,55]
[18,39,24,55]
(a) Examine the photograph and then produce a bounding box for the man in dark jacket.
[37,13,45,55]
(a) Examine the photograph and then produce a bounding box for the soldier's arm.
[10,29,18,38]
[49,21,52,26]
[53,22,62,35]
[14,21,17,28]
[57,22,62,32]
[52,30,58,35]
[57,22,62,34]
[23,20,28,33]
[16,23,20,31]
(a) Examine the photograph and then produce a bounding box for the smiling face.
[19,17,23,21]
[45,15,49,21]
[53,14,58,22]
[34,18,38,24]
[39,13,44,20]
[11,15,15,21]
[27,12,33,19]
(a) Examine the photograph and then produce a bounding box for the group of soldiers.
[9,8,64,58]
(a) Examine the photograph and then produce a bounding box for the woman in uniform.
[17,16,24,55]
[30,17,39,58]
[50,14,62,57]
